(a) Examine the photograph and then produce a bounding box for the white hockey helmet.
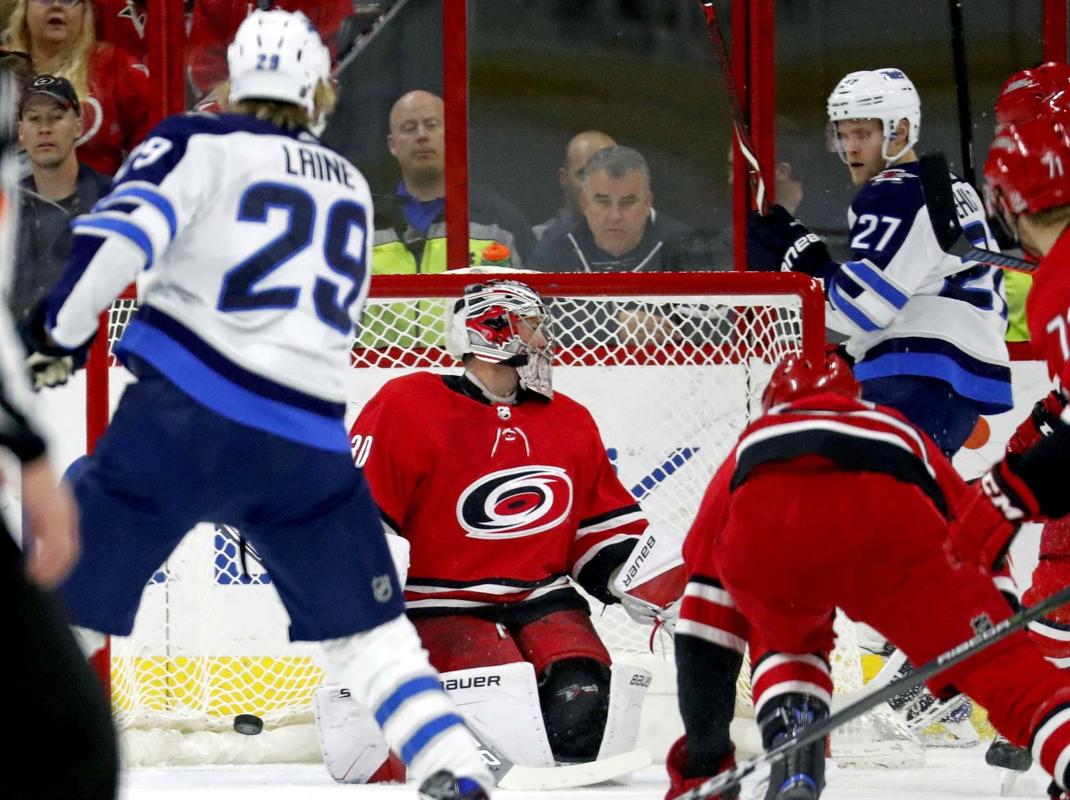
[227,9,330,116]
[827,68,921,166]
[445,280,554,397]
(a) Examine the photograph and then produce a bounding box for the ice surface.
[118,750,1054,800]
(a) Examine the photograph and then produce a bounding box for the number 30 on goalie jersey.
[49,113,374,432]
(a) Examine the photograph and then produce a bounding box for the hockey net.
[85,270,921,767]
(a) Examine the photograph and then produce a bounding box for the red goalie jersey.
[350,372,648,622]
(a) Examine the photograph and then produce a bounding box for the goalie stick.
[472,733,651,790]
[919,152,1037,273]
[672,580,1070,800]
[698,1,768,214]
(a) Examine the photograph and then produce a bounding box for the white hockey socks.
[320,615,492,789]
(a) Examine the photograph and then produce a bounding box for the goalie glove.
[1007,390,1067,455]
[949,460,1038,569]
[746,205,837,279]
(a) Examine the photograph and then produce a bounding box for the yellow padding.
[111,656,323,718]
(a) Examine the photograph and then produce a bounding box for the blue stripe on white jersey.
[41,111,373,409]
[115,306,350,452]
[853,336,1013,413]
[829,162,1011,412]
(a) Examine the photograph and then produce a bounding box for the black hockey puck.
[234,713,263,736]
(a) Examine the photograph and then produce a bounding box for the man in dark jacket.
[11,75,111,319]
[532,145,694,272]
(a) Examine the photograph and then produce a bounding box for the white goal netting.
[85,271,920,767]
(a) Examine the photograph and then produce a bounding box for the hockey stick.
[471,732,651,790]
[698,1,767,214]
[919,152,1037,274]
[948,0,976,187]
[332,0,414,78]
[672,580,1070,800]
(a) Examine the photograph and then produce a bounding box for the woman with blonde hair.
[4,0,151,174]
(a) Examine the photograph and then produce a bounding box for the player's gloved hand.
[1007,390,1067,455]
[18,299,91,391]
[949,460,1038,568]
[26,351,74,390]
[746,205,837,279]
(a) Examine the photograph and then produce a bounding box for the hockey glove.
[1007,390,1068,455]
[746,205,837,279]
[949,460,1039,569]
[18,299,91,390]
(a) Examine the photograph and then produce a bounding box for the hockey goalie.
[315,279,685,786]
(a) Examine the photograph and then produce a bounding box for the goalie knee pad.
[758,693,828,800]
[538,657,610,763]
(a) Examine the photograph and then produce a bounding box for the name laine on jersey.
[282,143,356,188]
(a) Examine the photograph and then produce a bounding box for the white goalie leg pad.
[596,662,652,760]
[313,685,391,783]
[320,616,491,788]
[440,662,555,768]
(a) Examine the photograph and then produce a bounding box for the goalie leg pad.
[596,662,652,760]
[314,685,396,783]
[439,662,555,768]
[538,657,611,763]
[321,615,491,790]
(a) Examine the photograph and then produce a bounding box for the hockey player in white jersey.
[748,67,1012,456]
[746,67,1020,771]
[19,10,493,799]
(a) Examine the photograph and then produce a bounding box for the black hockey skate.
[759,693,827,800]
[985,735,1033,772]
[417,770,490,800]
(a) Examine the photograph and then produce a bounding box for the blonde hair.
[218,79,337,131]
[4,0,96,101]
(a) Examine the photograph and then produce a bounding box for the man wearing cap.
[11,74,110,319]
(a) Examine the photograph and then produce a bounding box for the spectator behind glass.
[187,0,353,102]
[533,145,693,272]
[533,146,718,346]
[374,89,534,272]
[10,74,109,319]
[533,130,615,243]
[3,0,152,175]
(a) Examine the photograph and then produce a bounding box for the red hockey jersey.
[683,391,970,568]
[78,43,153,176]
[1028,230,1070,391]
[350,373,647,621]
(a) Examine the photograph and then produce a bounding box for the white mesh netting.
[93,273,919,766]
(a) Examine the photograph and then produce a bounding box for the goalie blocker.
[316,661,652,787]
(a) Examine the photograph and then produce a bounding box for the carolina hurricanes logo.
[456,465,573,540]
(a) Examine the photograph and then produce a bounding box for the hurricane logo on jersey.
[457,465,573,540]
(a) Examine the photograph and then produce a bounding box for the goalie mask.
[446,280,554,398]
[827,68,921,166]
